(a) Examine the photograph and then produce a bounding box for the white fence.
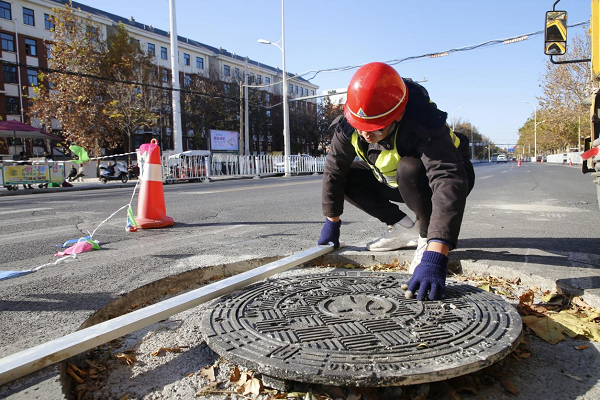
[160,154,325,183]
[546,152,582,165]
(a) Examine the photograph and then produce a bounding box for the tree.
[31,3,117,155]
[518,33,591,152]
[101,23,163,157]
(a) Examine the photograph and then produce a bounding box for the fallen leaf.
[416,343,429,349]
[242,377,263,396]
[150,346,190,357]
[196,381,219,396]
[564,373,584,382]
[500,377,518,395]
[234,372,250,387]
[478,284,490,292]
[522,315,565,344]
[519,290,535,307]
[230,366,241,382]
[66,366,84,383]
[575,345,589,350]
[550,310,600,342]
[199,366,216,382]
[118,395,130,400]
[115,353,137,366]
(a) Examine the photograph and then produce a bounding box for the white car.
[497,154,508,163]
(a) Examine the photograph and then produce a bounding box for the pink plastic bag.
[55,240,93,257]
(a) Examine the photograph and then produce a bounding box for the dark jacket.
[322,79,470,247]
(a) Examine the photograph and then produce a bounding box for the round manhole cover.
[202,271,522,387]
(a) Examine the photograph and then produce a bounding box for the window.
[25,38,37,56]
[224,83,230,94]
[300,87,304,96]
[234,68,240,78]
[196,56,203,69]
[183,53,190,66]
[265,77,270,85]
[147,43,155,56]
[265,93,271,102]
[256,74,261,84]
[46,44,52,59]
[1,33,14,52]
[311,90,315,96]
[266,110,271,118]
[27,69,38,86]
[23,7,34,26]
[223,65,230,76]
[184,74,191,87]
[5,97,19,115]
[289,83,293,93]
[3,65,16,83]
[161,46,167,60]
[44,14,54,30]
[0,1,11,20]
[295,85,298,94]
[161,69,168,82]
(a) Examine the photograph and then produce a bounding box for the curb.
[316,249,600,309]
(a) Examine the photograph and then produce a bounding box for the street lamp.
[451,106,462,132]
[524,101,537,162]
[258,0,291,176]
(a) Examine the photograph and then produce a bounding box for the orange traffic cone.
[569,158,573,166]
[518,158,522,167]
[136,139,174,229]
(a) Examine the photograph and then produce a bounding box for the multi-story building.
[0,0,319,156]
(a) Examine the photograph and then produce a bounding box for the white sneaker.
[409,236,428,274]
[366,222,418,252]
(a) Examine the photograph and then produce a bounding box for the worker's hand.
[402,251,447,300]
[318,218,341,249]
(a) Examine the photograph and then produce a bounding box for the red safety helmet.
[344,62,408,132]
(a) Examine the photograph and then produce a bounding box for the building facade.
[0,0,319,156]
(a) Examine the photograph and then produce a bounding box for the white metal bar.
[0,244,336,385]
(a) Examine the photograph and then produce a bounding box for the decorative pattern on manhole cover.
[201,271,522,386]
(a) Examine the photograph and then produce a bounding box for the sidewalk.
[0,174,268,197]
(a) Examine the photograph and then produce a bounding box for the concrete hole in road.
[59,254,599,400]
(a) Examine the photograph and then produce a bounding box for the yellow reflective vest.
[351,125,461,188]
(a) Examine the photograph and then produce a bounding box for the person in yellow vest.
[318,62,475,300]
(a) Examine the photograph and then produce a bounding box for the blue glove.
[404,251,447,300]
[318,218,341,248]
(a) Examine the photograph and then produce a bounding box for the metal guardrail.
[159,154,326,183]
[546,152,582,165]
[0,244,337,386]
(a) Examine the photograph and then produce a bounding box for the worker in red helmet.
[317,62,475,301]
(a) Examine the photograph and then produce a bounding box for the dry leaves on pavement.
[518,290,600,344]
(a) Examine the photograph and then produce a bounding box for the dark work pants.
[344,158,475,238]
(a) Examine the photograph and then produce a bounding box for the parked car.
[497,154,508,163]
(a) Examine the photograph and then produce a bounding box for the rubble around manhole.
[64,263,600,400]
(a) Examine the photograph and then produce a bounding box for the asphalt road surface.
[1,161,600,398]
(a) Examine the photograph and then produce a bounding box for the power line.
[298,20,590,81]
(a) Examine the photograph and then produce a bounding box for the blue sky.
[77,0,591,145]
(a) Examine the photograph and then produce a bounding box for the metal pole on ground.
[0,244,338,385]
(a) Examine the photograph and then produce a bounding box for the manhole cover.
[202,271,522,387]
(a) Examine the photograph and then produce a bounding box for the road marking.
[476,202,587,213]
[501,171,508,174]
[180,180,318,195]
[0,207,53,215]
[478,175,493,180]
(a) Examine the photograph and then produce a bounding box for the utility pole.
[239,83,244,156]
[169,0,183,153]
[244,57,249,155]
